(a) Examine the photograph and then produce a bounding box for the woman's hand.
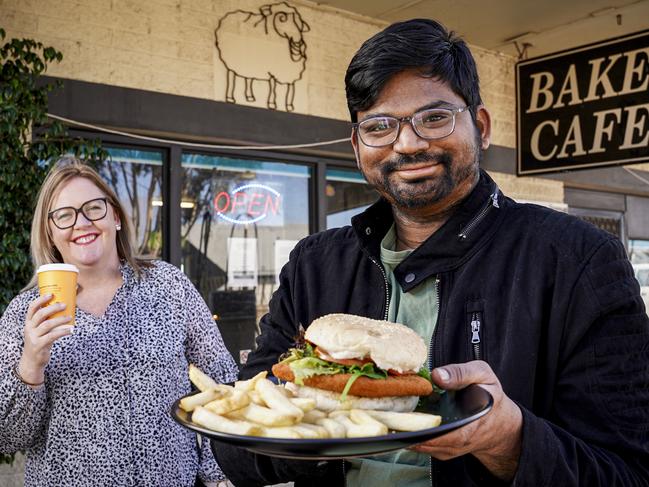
[18,294,74,386]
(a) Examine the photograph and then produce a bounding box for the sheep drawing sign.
[215,2,310,112]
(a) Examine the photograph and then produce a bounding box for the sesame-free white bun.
[284,383,419,413]
[304,314,428,374]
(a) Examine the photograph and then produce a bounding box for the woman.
[0,158,238,486]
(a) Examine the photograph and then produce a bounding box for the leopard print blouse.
[0,261,238,486]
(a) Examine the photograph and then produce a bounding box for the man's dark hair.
[345,19,482,123]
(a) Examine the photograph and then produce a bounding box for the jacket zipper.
[470,311,482,360]
[428,276,441,371]
[341,257,389,485]
[369,256,391,320]
[429,276,441,487]
[457,189,500,240]
[363,185,494,485]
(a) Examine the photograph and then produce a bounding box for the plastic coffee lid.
[37,264,79,273]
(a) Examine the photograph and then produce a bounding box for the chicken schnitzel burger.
[271,314,433,412]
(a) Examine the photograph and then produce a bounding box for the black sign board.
[516,30,649,175]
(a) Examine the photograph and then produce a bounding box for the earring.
[116,223,122,231]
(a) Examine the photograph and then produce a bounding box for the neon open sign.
[213,183,282,224]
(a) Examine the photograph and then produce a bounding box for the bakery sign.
[516,29,649,175]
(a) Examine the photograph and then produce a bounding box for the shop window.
[578,215,622,238]
[629,240,649,313]
[325,167,377,229]
[630,240,649,264]
[569,208,625,243]
[93,148,164,259]
[180,153,311,365]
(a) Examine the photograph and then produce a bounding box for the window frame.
[67,128,358,266]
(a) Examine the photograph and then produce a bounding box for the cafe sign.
[516,29,649,175]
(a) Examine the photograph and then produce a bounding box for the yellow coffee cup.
[37,264,79,324]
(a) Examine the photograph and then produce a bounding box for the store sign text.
[516,30,649,175]
[213,183,282,225]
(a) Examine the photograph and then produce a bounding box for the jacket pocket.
[466,299,486,361]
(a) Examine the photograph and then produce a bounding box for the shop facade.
[4,0,649,369]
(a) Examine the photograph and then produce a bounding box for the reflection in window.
[578,215,621,238]
[326,167,376,229]
[629,240,649,314]
[180,153,311,365]
[90,148,164,259]
[630,240,649,264]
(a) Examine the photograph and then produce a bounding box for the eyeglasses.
[353,105,469,147]
[48,198,108,230]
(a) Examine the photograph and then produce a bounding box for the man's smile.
[392,162,443,181]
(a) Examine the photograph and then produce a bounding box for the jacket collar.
[352,169,504,291]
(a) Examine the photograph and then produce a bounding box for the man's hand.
[410,361,522,481]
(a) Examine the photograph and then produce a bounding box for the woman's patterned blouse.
[0,261,239,486]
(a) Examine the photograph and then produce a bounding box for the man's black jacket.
[212,170,649,486]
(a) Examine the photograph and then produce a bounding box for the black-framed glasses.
[48,198,108,230]
[353,105,469,147]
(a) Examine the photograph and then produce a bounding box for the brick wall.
[1,0,517,147]
[472,45,517,150]
[491,172,564,204]
[0,453,25,487]
[1,0,562,201]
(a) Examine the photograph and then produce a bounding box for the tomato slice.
[314,346,417,375]
[387,369,416,376]
[314,346,373,367]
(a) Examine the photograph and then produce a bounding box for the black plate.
[171,384,493,460]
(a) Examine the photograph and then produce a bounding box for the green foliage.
[0,27,107,465]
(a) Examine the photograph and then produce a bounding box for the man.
[212,19,649,486]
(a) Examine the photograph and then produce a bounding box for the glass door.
[180,153,311,365]
[92,147,164,259]
[326,167,376,229]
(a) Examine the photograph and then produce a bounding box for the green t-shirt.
[347,224,439,487]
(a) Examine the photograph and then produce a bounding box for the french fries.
[289,397,317,413]
[205,390,250,415]
[302,408,327,423]
[193,406,262,436]
[179,389,223,412]
[189,364,221,392]
[227,402,297,427]
[255,378,304,423]
[293,423,329,439]
[333,410,388,437]
[365,409,442,431]
[260,426,302,438]
[183,366,443,440]
[234,371,268,392]
[316,417,346,438]
[350,409,389,436]
[246,390,265,405]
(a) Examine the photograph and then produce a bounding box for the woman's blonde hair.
[25,156,150,289]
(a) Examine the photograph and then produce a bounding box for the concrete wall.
[0,454,25,487]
